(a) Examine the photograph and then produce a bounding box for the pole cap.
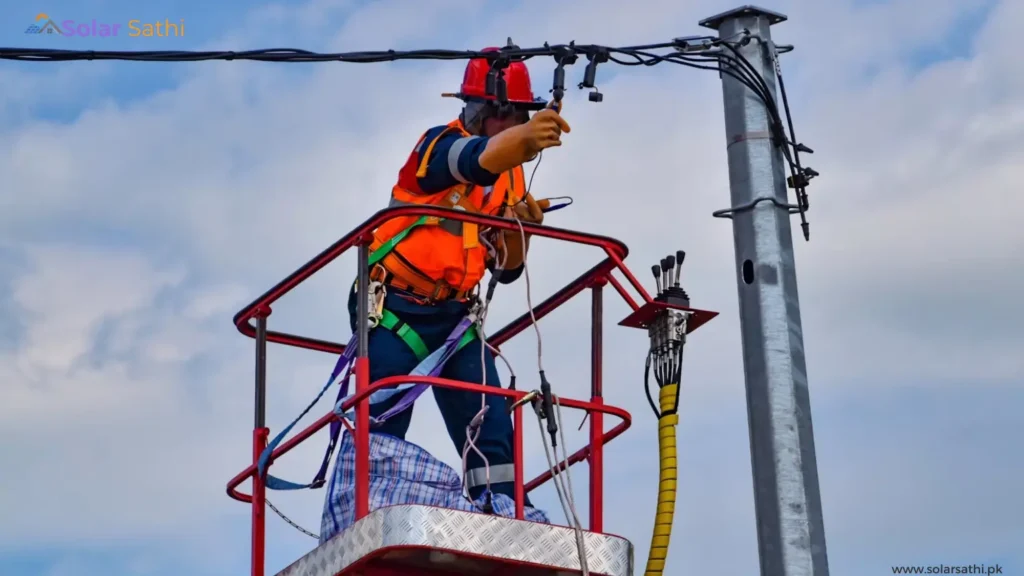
[698,5,788,30]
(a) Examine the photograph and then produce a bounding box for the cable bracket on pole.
[712,196,801,220]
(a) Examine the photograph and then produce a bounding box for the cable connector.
[672,35,715,53]
[579,47,607,102]
[649,308,688,357]
[485,46,513,104]
[547,42,578,104]
[538,371,558,448]
[504,374,518,412]
[787,167,818,190]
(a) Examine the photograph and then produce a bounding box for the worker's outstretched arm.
[416,126,501,193]
[417,109,570,194]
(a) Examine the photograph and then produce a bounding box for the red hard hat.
[457,47,547,110]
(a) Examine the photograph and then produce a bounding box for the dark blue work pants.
[347,286,529,505]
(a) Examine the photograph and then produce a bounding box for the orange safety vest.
[369,118,528,301]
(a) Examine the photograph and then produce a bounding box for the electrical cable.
[515,216,544,374]
[0,42,690,63]
[458,231,508,509]
[532,394,589,576]
[512,170,589,573]
[714,35,816,236]
[0,35,817,238]
[554,394,589,575]
[644,351,660,419]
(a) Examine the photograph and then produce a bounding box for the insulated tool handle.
[539,196,573,213]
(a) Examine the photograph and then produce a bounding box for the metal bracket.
[712,195,801,219]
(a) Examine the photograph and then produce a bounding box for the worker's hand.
[479,104,570,174]
[523,109,571,157]
[513,195,546,224]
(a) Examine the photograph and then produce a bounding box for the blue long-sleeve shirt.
[413,125,523,284]
[415,126,499,193]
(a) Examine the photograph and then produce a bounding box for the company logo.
[24,13,185,37]
[24,13,62,34]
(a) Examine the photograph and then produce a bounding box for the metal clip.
[508,389,541,414]
[367,281,386,328]
[467,296,485,321]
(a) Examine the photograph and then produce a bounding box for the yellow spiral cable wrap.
[644,382,679,576]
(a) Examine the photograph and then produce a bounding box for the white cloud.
[0,0,1021,574]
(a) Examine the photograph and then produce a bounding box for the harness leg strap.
[378,309,431,361]
[378,308,478,360]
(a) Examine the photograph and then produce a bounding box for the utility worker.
[346,48,570,509]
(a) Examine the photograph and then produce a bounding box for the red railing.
[225,206,715,576]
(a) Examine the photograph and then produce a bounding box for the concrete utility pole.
[698,6,830,576]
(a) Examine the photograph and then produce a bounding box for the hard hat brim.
[445,92,549,111]
[516,97,549,111]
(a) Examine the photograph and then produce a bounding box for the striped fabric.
[320,431,550,542]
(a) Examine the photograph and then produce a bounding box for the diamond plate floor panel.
[274,504,633,576]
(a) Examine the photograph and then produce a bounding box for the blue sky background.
[1,0,1022,575]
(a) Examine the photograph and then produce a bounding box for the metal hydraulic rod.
[699,5,830,576]
[355,241,371,521]
[252,314,269,576]
[589,282,605,533]
[255,316,268,429]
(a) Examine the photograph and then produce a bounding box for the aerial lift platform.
[225,205,718,575]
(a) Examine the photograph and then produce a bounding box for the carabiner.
[367,281,386,328]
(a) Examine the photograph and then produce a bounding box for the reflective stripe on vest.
[465,463,516,489]
[447,135,482,184]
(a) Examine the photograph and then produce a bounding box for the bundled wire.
[611,34,816,238]
[642,310,688,576]
[513,213,590,576]
[457,232,508,510]
[0,35,817,240]
[0,42,690,63]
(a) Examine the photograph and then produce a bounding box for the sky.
[0,0,1021,574]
